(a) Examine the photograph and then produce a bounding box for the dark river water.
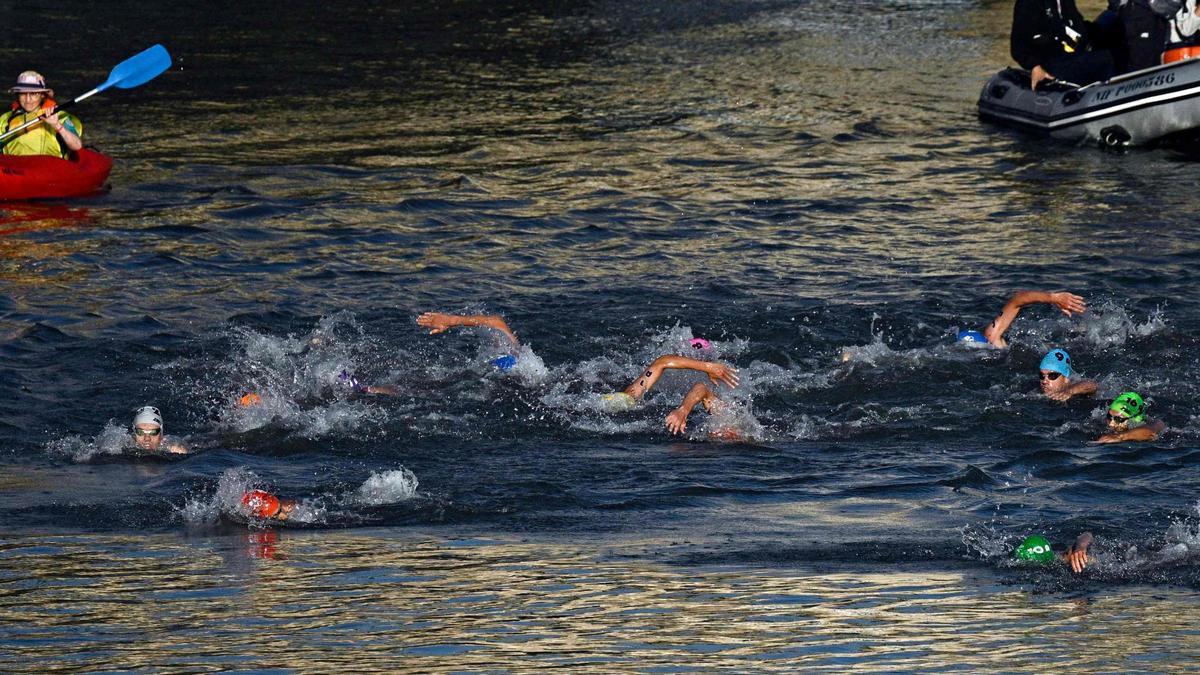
[3,0,1200,670]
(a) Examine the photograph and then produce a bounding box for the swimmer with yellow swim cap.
[958,290,1086,348]
[602,354,740,412]
[417,310,521,371]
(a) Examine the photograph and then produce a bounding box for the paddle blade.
[99,44,172,92]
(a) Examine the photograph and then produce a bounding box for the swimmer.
[664,383,742,440]
[1095,392,1165,444]
[130,406,188,455]
[1038,348,1097,402]
[602,354,739,411]
[336,370,397,396]
[417,311,520,371]
[959,290,1087,348]
[1014,532,1094,573]
[241,489,296,522]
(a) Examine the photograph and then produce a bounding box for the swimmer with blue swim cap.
[958,290,1087,348]
[1095,391,1166,444]
[417,311,521,372]
[1038,348,1097,401]
[1014,532,1093,573]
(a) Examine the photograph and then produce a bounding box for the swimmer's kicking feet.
[1095,392,1165,444]
[959,290,1086,348]
[1038,348,1097,402]
[417,311,521,371]
[603,354,739,411]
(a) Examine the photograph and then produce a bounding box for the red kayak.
[0,148,112,201]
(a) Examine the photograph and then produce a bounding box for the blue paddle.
[0,44,172,144]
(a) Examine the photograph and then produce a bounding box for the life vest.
[0,99,83,158]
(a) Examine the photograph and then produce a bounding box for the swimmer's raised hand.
[705,362,739,389]
[1065,532,1093,573]
[666,407,690,435]
[1050,292,1086,317]
[416,312,457,334]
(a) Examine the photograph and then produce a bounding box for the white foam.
[354,468,419,505]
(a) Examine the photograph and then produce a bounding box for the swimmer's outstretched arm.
[416,312,519,348]
[666,383,719,435]
[1095,420,1165,444]
[623,355,739,400]
[360,385,398,396]
[1063,532,1093,573]
[1047,378,1098,402]
[983,291,1086,348]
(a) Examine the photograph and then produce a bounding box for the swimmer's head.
[239,392,263,408]
[957,330,989,344]
[689,338,712,351]
[1108,391,1147,429]
[492,355,517,372]
[241,489,282,519]
[1014,535,1055,564]
[131,405,163,451]
[1038,348,1072,395]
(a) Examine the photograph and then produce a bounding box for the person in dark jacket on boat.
[1011,0,1116,89]
[1109,0,1171,72]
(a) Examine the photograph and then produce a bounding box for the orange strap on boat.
[1163,46,1200,64]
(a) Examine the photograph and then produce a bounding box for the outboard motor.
[1100,125,1132,148]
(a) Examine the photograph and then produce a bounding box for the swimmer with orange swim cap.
[239,392,263,408]
[241,489,297,521]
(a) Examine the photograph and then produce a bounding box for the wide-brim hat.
[10,70,50,93]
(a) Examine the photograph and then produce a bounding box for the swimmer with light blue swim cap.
[1037,348,1096,401]
[956,290,1087,348]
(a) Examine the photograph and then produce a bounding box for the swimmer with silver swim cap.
[956,290,1087,348]
[1096,391,1165,444]
[417,310,522,373]
[1038,348,1097,401]
[1014,532,1093,573]
[130,405,188,454]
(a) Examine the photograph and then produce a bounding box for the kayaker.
[0,71,82,157]
[1010,0,1116,89]
[957,290,1087,348]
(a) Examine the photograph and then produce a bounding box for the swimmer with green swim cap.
[960,290,1087,348]
[1095,391,1165,444]
[1015,532,1094,573]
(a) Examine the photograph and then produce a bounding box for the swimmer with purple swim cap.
[957,290,1087,348]
[1038,348,1097,402]
[417,311,521,372]
[337,370,398,396]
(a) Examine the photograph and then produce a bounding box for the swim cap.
[1109,392,1147,424]
[132,406,162,429]
[492,355,517,371]
[239,392,262,408]
[600,392,636,412]
[242,489,282,518]
[958,330,989,344]
[1015,535,1055,563]
[1039,348,1072,378]
[690,338,712,350]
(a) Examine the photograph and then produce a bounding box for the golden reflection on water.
[1,531,1197,671]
